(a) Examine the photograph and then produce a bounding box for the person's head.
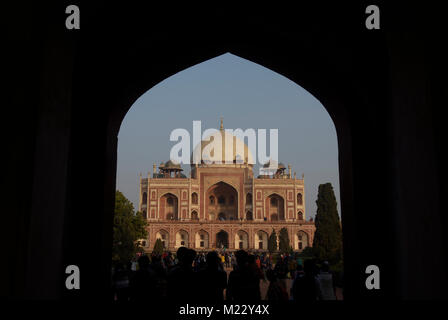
[266,269,277,282]
[303,259,316,275]
[176,246,188,262]
[248,254,256,264]
[151,254,161,263]
[235,250,249,268]
[206,251,220,267]
[296,264,303,272]
[138,255,150,269]
[181,248,196,267]
[321,261,330,272]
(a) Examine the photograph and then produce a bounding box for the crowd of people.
[111,248,342,302]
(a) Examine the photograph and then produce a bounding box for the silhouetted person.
[266,269,289,301]
[112,263,131,301]
[227,250,261,301]
[129,255,157,301]
[231,253,237,270]
[150,254,168,299]
[225,253,230,268]
[318,261,336,300]
[197,251,227,302]
[292,259,323,301]
[274,255,288,291]
[248,254,265,281]
[167,248,198,301]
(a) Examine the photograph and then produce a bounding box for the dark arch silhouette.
[160,193,178,220]
[297,193,303,206]
[206,182,238,221]
[267,193,285,221]
[14,5,447,301]
[246,193,252,205]
[216,230,229,249]
[191,192,198,205]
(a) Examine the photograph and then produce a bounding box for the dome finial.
[220,116,224,130]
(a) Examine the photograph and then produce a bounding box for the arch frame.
[60,13,411,300]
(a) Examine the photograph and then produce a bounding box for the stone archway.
[235,230,249,250]
[206,182,238,220]
[266,194,285,221]
[23,5,448,300]
[216,230,229,249]
[160,193,178,220]
[156,229,169,249]
[295,231,309,251]
[255,230,268,250]
[195,230,209,249]
[175,229,189,248]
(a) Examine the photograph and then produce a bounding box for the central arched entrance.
[216,230,229,249]
[206,182,238,220]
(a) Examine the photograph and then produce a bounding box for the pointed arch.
[297,193,303,206]
[235,230,249,250]
[255,230,268,250]
[206,182,238,221]
[266,193,285,221]
[156,229,169,249]
[160,193,178,220]
[191,192,198,205]
[246,193,253,205]
[195,230,209,249]
[295,230,309,250]
[175,229,189,248]
[216,230,229,249]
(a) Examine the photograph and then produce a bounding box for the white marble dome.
[191,129,255,165]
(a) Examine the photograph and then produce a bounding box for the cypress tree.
[268,229,278,253]
[279,227,292,253]
[313,183,343,262]
[153,238,164,256]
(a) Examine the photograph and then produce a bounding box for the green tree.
[278,227,292,253]
[299,246,315,258]
[313,183,343,262]
[153,238,164,256]
[268,229,278,253]
[112,190,148,264]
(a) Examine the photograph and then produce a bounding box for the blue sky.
[117,53,340,218]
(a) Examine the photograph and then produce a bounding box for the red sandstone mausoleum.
[138,121,315,252]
